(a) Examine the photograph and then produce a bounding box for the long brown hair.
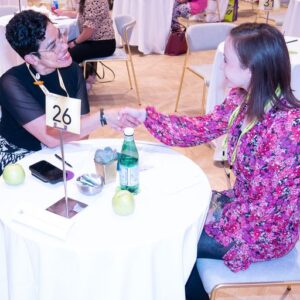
[230,23,299,120]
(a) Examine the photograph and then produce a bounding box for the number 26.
[52,105,72,125]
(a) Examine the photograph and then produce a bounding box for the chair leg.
[125,60,133,89]
[83,62,87,79]
[216,0,221,22]
[129,59,142,106]
[266,11,270,23]
[201,82,207,115]
[175,52,189,112]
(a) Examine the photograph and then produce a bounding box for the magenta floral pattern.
[144,88,300,272]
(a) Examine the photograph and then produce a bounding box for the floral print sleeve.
[144,88,243,147]
[205,107,300,272]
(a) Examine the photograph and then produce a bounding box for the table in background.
[283,0,300,37]
[0,0,27,5]
[112,0,174,54]
[206,37,300,160]
[0,139,211,300]
[0,13,78,76]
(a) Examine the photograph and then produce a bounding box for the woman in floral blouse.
[172,0,208,30]
[54,0,115,84]
[121,23,300,299]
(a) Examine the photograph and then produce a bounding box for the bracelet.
[100,108,107,126]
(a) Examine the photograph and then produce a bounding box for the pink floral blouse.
[144,88,300,272]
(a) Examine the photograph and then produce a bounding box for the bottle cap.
[124,127,134,136]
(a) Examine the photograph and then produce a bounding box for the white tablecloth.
[112,0,174,54]
[206,36,300,160]
[0,139,211,300]
[283,0,300,37]
[0,0,27,6]
[0,13,78,76]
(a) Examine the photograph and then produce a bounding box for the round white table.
[112,0,174,54]
[0,139,211,300]
[283,0,300,37]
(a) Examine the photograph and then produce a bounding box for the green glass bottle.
[119,127,139,194]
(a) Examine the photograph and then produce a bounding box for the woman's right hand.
[119,107,147,127]
[53,9,77,18]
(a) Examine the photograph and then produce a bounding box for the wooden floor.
[85,2,300,299]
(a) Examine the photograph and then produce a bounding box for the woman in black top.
[0,10,130,175]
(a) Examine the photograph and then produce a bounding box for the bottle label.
[119,165,139,187]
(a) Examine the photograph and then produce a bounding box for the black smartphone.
[29,160,63,184]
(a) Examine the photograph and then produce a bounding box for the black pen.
[286,39,298,44]
[54,154,73,168]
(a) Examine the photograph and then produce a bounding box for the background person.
[171,0,208,30]
[121,23,300,299]
[0,10,132,175]
[54,0,116,85]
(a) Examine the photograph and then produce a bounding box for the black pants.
[69,39,116,78]
[69,39,116,64]
[185,231,232,300]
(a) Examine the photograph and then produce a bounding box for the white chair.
[82,15,141,106]
[0,5,18,17]
[197,241,300,299]
[175,22,236,113]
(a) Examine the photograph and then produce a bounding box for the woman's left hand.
[68,41,76,48]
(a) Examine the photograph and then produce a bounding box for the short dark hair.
[6,10,50,58]
[230,23,299,120]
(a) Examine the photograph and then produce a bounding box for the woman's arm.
[53,9,77,18]
[23,109,124,148]
[121,89,243,147]
[68,27,94,48]
[0,71,134,149]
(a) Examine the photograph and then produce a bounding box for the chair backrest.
[114,15,136,45]
[186,23,236,52]
[0,5,18,17]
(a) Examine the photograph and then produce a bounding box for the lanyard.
[222,105,256,166]
[26,63,69,97]
[223,87,281,166]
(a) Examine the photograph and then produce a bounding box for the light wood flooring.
[87,2,299,299]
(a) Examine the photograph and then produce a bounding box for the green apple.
[2,163,25,186]
[112,190,135,216]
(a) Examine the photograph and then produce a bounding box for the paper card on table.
[13,204,76,240]
[45,92,81,134]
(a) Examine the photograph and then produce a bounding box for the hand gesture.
[104,108,145,131]
[119,107,147,127]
